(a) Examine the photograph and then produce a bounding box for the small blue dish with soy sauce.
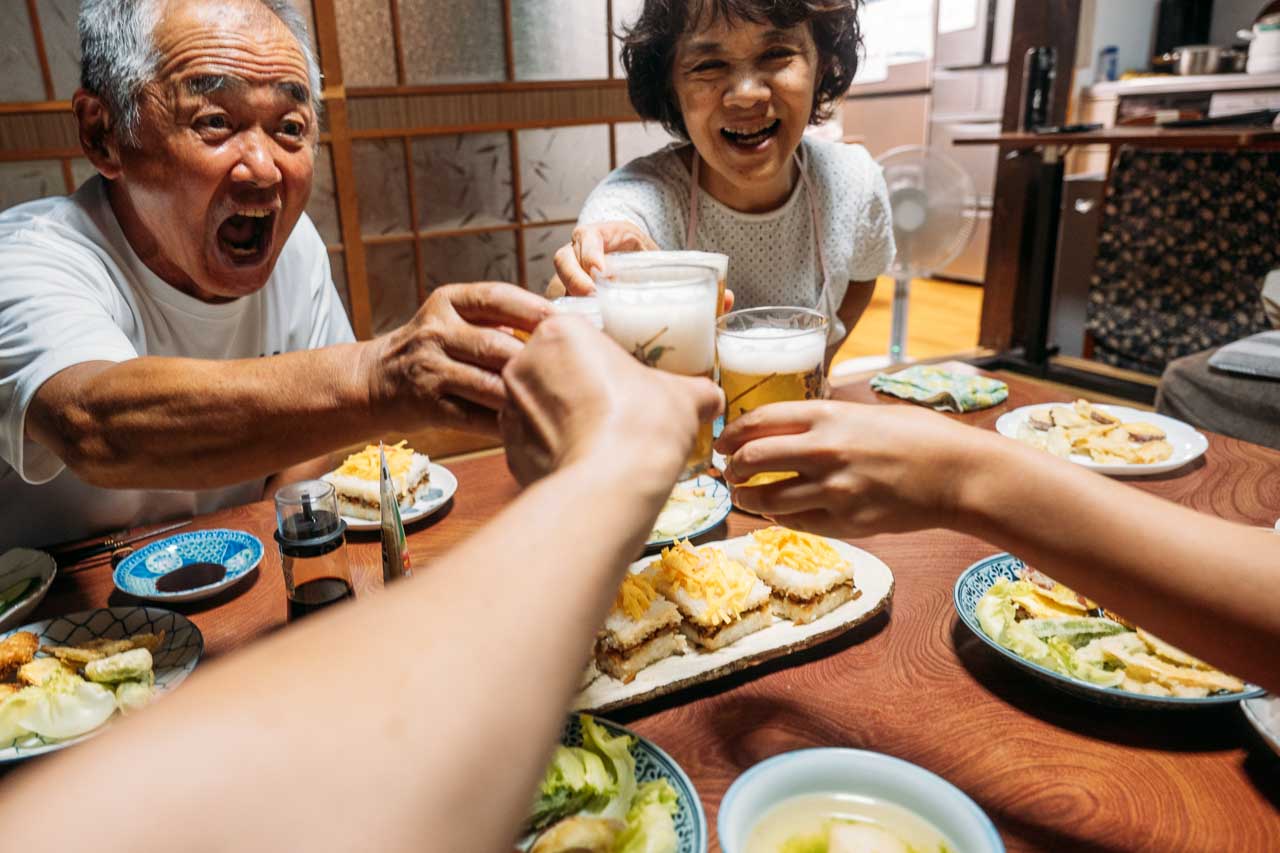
[114,529,262,603]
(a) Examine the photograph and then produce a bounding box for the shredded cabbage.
[613,780,678,853]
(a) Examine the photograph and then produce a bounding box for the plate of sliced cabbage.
[955,554,1263,709]
[0,607,202,761]
[646,476,731,550]
[522,713,706,853]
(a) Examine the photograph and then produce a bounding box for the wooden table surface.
[17,375,1280,850]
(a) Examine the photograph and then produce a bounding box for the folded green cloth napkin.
[870,366,1008,413]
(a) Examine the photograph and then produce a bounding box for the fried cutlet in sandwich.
[745,527,861,625]
[594,572,687,683]
[0,631,38,681]
[648,541,773,651]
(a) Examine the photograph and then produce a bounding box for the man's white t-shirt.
[0,176,355,548]
[577,138,896,343]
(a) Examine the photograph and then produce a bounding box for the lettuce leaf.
[581,715,637,822]
[0,669,116,744]
[613,780,678,853]
[531,745,616,832]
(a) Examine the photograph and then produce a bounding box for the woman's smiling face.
[672,15,819,212]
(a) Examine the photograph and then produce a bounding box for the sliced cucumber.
[0,578,34,610]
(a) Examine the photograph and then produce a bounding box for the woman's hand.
[715,401,991,537]
[553,221,659,295]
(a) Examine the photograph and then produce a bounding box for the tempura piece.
[17,657,73,687]
[85,649,153,684]
[0,631,38,681]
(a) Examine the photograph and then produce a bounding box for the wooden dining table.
[10,372,1280,850]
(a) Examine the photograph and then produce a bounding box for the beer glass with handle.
[717,306,828,487]
[595,263,719,480]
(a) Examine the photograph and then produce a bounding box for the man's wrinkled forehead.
[152,0,310,92]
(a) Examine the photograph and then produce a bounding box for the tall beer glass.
[717,306,828,487]
[595,263,719,480]
[605,251,729,316]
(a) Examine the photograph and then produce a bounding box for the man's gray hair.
[79,0,323,146]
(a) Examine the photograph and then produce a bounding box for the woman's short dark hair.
[620,0,863,139]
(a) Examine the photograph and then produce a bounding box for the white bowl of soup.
[718,748,1004,853]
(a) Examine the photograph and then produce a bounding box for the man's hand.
[553,221,659,295]
[716,401,988,537]
[501,316,722,492]
[369,283,552,436]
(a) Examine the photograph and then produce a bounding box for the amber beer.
[717,307,828,487]
[596,264,719,480]
[605,251,729,316]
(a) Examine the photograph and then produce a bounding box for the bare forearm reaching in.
[1,317,723,853]
[26,283,551,491]
[718,401,1280,693]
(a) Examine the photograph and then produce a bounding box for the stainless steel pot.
[1221,47,1249,73]
[1160,44,1224,75]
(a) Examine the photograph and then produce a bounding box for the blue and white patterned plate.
[646,475,732,551]
[0,606,202,762]
[955,554,1265,709]
[114,529,262,603]
[524,715,707,852]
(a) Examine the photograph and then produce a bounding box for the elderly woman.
[555,0,893,356]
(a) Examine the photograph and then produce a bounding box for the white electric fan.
[839,145,976,374]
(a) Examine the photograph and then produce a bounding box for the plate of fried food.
[522,713,706,853]
[323,441,457,532]
[577,527,894,712]
[955,554,1263,709]
[996,399,1207,475]
[0,607,202,761]
[646,476,732,550]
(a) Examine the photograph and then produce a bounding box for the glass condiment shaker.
[274,480,354,620]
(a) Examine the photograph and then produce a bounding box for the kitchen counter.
[1089,71,1280,97]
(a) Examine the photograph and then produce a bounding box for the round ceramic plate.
[342,463,458,532]
[955,554,1265,709]
[0,606,202,762]
[525,715,706,853]
[1241,695,1280,758]
[646,475,732,550]
[114,529,263,603]
[0,549,56,633]
[994,403,1208,476]
[718,748,1003,853]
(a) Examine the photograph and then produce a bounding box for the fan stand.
[889,274,912,364]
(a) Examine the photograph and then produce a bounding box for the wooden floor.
[831,276,984,368]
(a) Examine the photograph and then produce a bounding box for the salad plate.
[114,529,262,603]
[524,714,706,852]
[995,403,1207,476]
[954,554,1264,709]
[342,463,457,532]
[1241,695,1280,759]
[645,476,731,550]
[0,607,202,762]
[0,549,56,632]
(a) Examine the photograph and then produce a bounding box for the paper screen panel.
[33,0,80,100]
[512,0,608,81]
[611,0,643,77]
[614,121,679,166]
[421,231,518,291]
[332,0,397,87]
[399,0,505,85]
[412,132,513,232]
[328,251,352,320]
[517,125,610,223]
[522,223,574,294]
[0,0,46,102]
[308,144,342,245]
[0,162,65,212]
[352,139,411,237]
[71,160,99,191]
[366,242,418,334]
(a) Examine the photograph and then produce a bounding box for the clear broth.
[746,792,956,853]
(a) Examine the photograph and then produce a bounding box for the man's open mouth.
[216,208,276,266]
[721,119,781,150]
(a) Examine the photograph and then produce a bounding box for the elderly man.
[0,0,549,548]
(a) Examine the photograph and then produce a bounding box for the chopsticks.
[48,520,193,572]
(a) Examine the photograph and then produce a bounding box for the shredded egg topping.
[746,526,849,576]
[658,540,756,625]
[615,573,660,621]
[335,441,415,481]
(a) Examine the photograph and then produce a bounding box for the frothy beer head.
[717,326,826,376]
[595,263,718,376]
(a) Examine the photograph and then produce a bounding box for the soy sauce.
[287,577,354,620]
[156,562,227,592]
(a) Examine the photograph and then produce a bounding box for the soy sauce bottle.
[274,481,354,620]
